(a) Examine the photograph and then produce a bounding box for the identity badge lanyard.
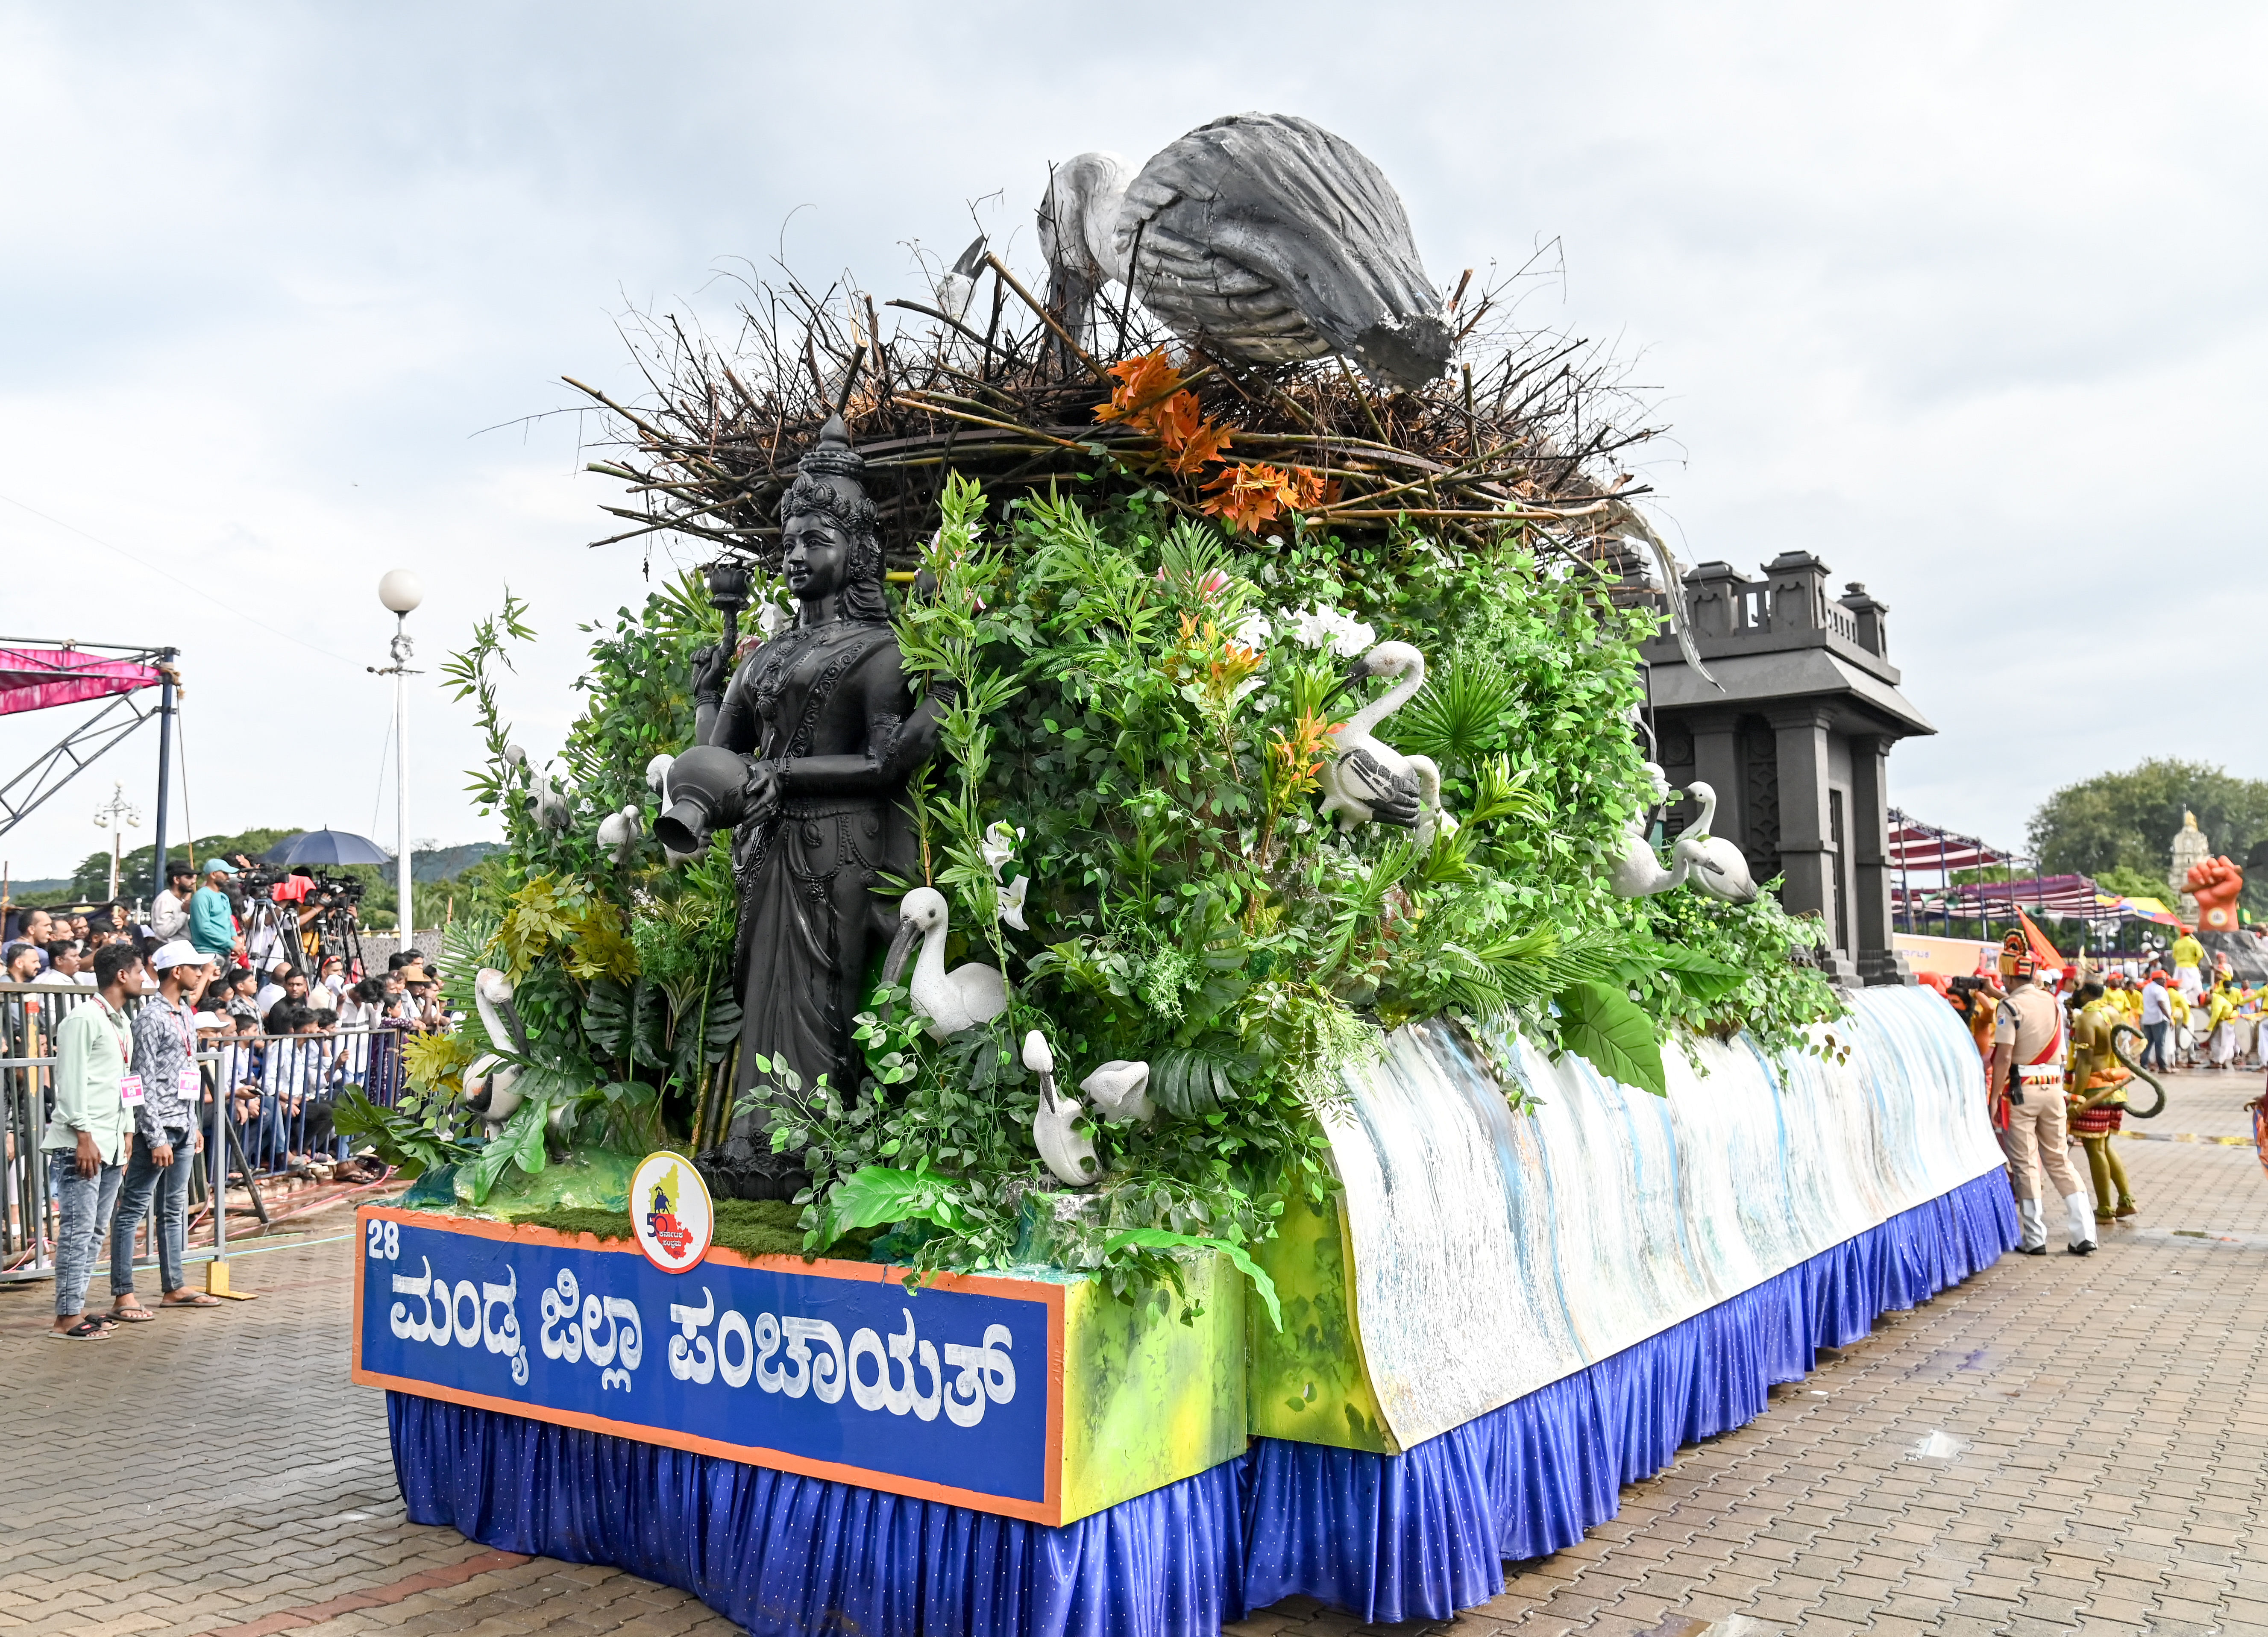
[172,1000,201,1101]
[114,1004,145,1107]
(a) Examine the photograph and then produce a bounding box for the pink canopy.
[0,646,165,716]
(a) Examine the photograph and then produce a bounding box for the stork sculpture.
[1039,113,1453,390]
[1319,642,1432,832]
[461,968,532,1133]
[883,887,1009,1040]
[1669,782,1761,906]
[1023,1031,1100,1187]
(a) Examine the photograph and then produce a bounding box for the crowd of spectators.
[4,859,455,1336]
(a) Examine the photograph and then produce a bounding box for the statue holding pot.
[657,416,945,1200]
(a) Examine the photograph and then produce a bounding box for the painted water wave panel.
[1323,986,2001,1448]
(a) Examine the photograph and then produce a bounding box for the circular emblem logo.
[630,1150,714,1274]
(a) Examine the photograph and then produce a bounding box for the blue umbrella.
[260,828,395,868]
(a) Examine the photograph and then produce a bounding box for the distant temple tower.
[2170,810,2210,922]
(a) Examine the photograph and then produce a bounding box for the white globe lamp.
[378,569,424,615]
[376,568,423,953]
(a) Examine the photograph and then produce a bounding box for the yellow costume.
[2066,988,2136,1222]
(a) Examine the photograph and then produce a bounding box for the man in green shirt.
[42,943,145,1339]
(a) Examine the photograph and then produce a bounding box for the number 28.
[366,1219,400,1261]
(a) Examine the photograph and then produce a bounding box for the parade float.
[346,114,2014,1637]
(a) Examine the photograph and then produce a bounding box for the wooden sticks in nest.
[567,254,1667,574]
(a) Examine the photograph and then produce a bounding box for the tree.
[2028,760,2268,915]
[66,828,295,901]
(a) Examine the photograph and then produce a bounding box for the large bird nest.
[567,251,1668,575]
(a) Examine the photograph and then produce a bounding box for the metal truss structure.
[0,639,175,842]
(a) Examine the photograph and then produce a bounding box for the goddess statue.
[664,417,944,1200]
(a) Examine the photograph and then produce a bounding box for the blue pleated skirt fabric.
[390,1171,2016,1636]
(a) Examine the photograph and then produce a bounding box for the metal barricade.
[0,976,413,1284]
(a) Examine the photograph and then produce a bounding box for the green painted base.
[1247,1192,1396,1453]
[1061,1246,1247,1521]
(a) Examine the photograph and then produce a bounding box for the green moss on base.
[511,1197,884,1263]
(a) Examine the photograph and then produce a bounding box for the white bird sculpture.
[1039,114,1453,389]
[1024,1031,1100,1187]
[531,769,573,832]
[1608,763,1694,899]
[461,968,531,1133]
[1319,642,1430,831]
[1669,781,1761,906]
[1409,757,1457,849]
[1079,1060,1155,1124]
[882,887,1010,1040]
[933,233,988,325]
[644,754,675,797]
[596,804,642,865]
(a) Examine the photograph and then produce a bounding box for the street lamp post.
[92,780,141,902]
[373,570,424,953]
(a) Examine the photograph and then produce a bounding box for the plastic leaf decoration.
[1554,979,1669,1097]
[1102,1226,1282,1331]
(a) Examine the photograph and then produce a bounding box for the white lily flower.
[998,874,1030,931]
[980,820,1025,880]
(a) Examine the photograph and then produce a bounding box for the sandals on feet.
[161,1293,223,1308]
[48,1317,112,1340]
[108,1305,157,1323]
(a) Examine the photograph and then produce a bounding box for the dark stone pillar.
[1849,734,1910,986]
[1769,704,1856,985]
[1683,708,1743,846]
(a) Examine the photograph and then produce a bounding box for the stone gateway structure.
[1629,550,1933,986]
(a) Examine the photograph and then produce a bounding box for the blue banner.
[355,1209,1056,1515]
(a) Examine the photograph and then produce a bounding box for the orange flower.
[1267,709,1340,798]
[1197,462,1332,534]
[1097,349,1233,476]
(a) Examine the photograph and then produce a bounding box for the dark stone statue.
[663,417,944,1200]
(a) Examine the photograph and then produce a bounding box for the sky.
[3,1,2263,886]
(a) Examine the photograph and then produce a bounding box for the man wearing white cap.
[108,941,223,1317]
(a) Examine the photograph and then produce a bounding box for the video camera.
[307,873,365,909]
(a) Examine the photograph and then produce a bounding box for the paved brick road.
[6,1068,2267,1637]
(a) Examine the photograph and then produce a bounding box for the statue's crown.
[797,414,865,482]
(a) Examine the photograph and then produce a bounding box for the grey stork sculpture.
[1038,113,1454,390]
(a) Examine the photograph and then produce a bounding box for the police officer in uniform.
[1989,932,2097,1256]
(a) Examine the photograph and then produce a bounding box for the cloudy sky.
[3,2,2261,886]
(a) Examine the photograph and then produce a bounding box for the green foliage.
[2095,864,2176,905]
[734,483,1840,1306]
[1102,1226,1282,1330]
[1553,980,1667,1096]
[2029,758,2268,914]
[332,1086,477,1180]
[403,579,748,1198]
[64,827,294,902]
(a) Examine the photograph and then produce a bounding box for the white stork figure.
[461,968,532,1133]
[1023,1031,1100,1188]
[883,887,1009,1040]
[1319,642,1431,833]
[1669,782,1761,906]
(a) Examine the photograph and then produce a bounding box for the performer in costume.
[2171,928,2205,1004]
[685,417,948,1200]
[2208,977,2241,1070]
[1989,933,2097,1256]
[2065,977,2137,1224]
